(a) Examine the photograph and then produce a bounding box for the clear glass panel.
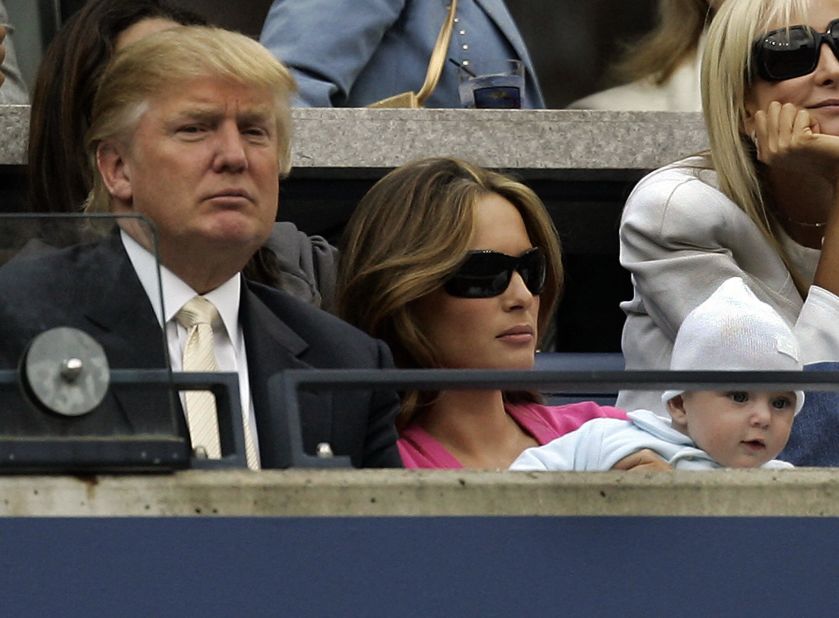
[0,214,187,471]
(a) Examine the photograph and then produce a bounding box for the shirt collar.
[120,230,241,338]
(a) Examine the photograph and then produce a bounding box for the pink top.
[397,401,628,469]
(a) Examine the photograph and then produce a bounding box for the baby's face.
[672,391,796,467]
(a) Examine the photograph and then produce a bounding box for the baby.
[511,277,803,471]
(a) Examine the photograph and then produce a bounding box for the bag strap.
[415,0,458,105]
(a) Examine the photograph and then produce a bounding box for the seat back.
[534,352,624,406]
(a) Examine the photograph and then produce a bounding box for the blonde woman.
[569,0,721,111]
[337,158,670,470]
[619,0,839,419]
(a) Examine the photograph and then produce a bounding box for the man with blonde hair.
[0,26,401,468]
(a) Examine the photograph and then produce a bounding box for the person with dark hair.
[26,0,337,307]
[1,26,401,469]
[27,0,205,216]
[336,157,667,470]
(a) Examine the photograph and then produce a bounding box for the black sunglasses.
[753,18,839,81]
[443,247,546,299]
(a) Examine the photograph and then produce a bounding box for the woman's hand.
[752,101,839,181]
[611,448,671,472]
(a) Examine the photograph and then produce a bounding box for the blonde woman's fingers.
[753,109,769,161]
[792,108,814,134]
[765,100,786,152]
[777,102,801,148]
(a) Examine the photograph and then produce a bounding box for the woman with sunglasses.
[336,157,643,469]
[618,0,839,418]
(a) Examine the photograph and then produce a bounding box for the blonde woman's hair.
[615,0,715,85]
[85,25,296,213]
[702,0,810,294]
[336,157,563,427]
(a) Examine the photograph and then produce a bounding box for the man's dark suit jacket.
[0,234,402,468]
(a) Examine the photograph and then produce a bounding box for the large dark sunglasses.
[753,18,839,81]
[443,247,546,299]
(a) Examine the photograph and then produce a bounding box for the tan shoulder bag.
[368,0,458,108]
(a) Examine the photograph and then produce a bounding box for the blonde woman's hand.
[752,101,839,180]
[611,448,671,472]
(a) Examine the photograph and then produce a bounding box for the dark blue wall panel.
[0,517,836,617]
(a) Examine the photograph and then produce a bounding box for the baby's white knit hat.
[661,277,805,414]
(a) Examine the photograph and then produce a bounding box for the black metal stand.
[0,369,246,472]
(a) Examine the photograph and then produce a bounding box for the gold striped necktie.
[176,296,222,460]
[175,296,259,469]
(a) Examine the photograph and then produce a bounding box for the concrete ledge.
[2,106,707,173]
[1,469,837,517]
[291,108,708,174]
[0,105,28,166]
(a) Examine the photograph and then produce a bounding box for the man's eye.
[243,127,269,138]
[178,125,206,134]
[727,391,749,403]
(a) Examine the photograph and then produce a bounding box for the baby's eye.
[771,396,793,410]
[727,391,749,403]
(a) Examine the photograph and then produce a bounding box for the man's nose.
[213,123,248,172]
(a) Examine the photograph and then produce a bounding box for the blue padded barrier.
[534,352,625,371]
[534,353,625,406]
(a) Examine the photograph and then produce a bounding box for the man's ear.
[667,394,689,430]
[96,141,133,206]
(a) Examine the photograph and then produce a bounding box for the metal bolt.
[60,358,83,382]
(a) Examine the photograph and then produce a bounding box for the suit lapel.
[81,235,177,433]
[240,284,334,468]
[473,0,534,71]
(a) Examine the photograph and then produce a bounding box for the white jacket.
[618,157,839,415]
